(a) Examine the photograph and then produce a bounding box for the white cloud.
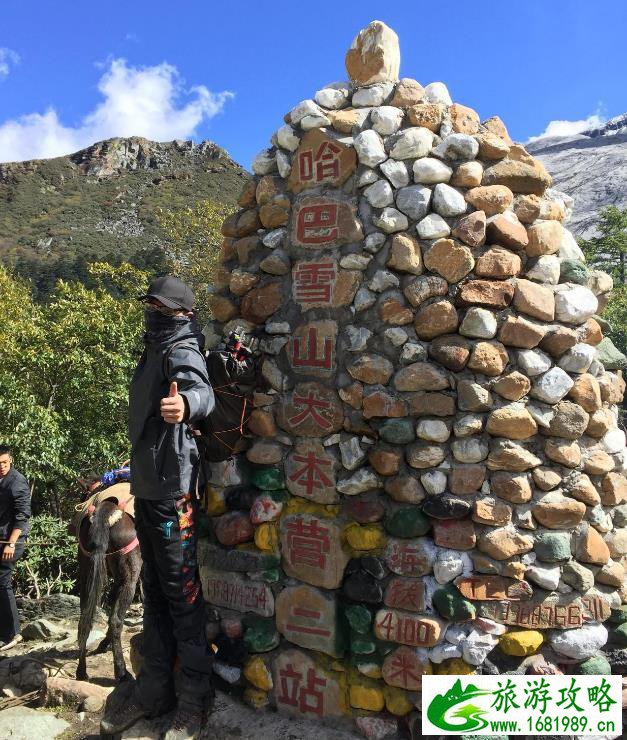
[527,110,606,143]
[0,58,234,162]
[0,48,20,79]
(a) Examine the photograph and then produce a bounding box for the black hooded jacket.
[0,467,31,540]
[129,317,214,500]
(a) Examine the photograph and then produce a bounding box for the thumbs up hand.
[161,381,186,423]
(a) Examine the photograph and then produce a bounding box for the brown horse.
[75,481,141,684]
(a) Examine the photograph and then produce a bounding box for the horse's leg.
[76,546,90,681]
[94,577,117,655]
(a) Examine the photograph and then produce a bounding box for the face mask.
[143,308,190,344]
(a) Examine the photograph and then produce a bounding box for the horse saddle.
[69,482,135,536]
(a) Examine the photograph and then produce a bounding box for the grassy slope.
[0,137,249,297]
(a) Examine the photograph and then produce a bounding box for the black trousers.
[134,494,213,714]
[0,539,25,643]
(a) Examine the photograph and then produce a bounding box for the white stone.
[588,505,612,532]
[560,227,585,260]
[354,286,377,311]
[416,213,450,239]
[344,325,372,352]
[300,112,331,130]
[252,148,277,175]
[429,642,462,663]
[395,184,431,221]
[371,105,404,135]
[400,342,427,365]
[460,307,498,339]
[527,403,554,428]
[372,207,409,233]
[340,253,372,270]
[432,134,479,162]
[314,85,349,110]
[445,625,470,646]
[433,550,467,584]
[421,470,447,495]
[364,232,386,253]
[340,436,367,470]
[416,419,450,443]
[379,158,410,188]
[550,624,608,660]
[363,179,394,208]
[423,81,453,105]
[432,183,467,217]
[265,321,290,334]
[526,254,561,285]
[451,438,489,463]
[588,358,605,377]
[472,618,507,636]
[0,707,70,740]
[213,660,242,684]
[463,630,499,666]
[601,428,626,455]
[554,285,598,325]
[517,349,552,377]
[526,563,561,590]
[531,367,575,404]
[353,130,387,167]
[368,269,400,292]
[336,468,383,495]
[357,168,379,187]
[589,269,613,295]
[389,127,434,160]
[276,150,291,178]
[384,327,409,346]
[352,82,394,107]
[558,343,596,373]
[413,157,453,184]
[262,228,286,249]
[454,414,484,437]
[290,99,324,124]
[276,124,300,152]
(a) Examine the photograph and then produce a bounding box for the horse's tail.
[77,501,112,650]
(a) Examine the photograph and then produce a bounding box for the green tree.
[0,262,147,516]
[580,206,627,355]
[157,199,235,322]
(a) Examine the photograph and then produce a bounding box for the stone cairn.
[201,20,627,735]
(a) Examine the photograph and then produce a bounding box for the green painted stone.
[251,467,285,490]
[379,418,415,445]
[384,506,431,537]
[596,336,627,370]
[433,583,476,622]
[610,623,627,647]
[560,259,589,285]
[261,568,281,583]
[533,532,571,563]
[375,640,396,657]
[576,655,611,674]
[344,604,372,635]
[243,615,280,653]
[351,633,377,655]
[609,605,627,625]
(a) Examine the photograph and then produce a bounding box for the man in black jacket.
[101,276,215,740]
[0,445,31,651]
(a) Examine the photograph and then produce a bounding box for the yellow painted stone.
[357,662,382,679]
[254,522,279,552]
[331,660,347,672]
[243,656,273,691]
[243,687,269,709]
[435,658,475,675]
[285,498,340,518]
[384,686,413,716]
[349,683,385,712]
[499,630,544,657]
[203,485,226,515]
[344,523,387,551]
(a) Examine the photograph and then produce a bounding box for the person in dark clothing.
[0,445,31,651]
[101,276,215,740]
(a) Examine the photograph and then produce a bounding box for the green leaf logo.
[426,678,493,732]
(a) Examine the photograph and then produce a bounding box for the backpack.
[165,336,258,463]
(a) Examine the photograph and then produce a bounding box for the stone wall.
[199,20,627,735]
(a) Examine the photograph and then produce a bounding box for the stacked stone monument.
[201,20,627,734]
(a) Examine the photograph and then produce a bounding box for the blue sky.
[1,0,625,167]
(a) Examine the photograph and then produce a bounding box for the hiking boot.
[0,634,22,651]
[100,685,147,735]
[163,704,204,740]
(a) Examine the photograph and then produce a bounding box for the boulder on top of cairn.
[203,19,627,732]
